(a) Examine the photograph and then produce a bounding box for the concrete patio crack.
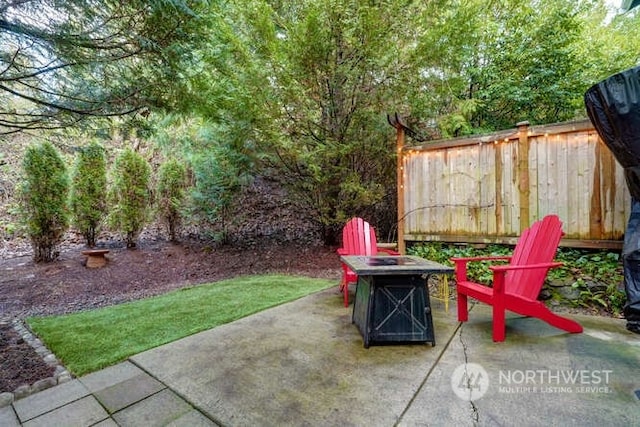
[458,318,480,425]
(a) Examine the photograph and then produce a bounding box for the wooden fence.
[397,119,630,250]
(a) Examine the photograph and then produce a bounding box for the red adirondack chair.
[451,215,583,342]
[336,218,399,306]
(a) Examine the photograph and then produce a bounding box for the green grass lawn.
[27,274,334,376]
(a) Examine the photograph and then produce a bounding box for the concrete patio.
[1,287,639,426]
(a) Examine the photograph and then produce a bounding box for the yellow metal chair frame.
[429,274,450,312]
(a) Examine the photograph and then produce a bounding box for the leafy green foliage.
[554,250,626,315]
[0,0,211,134]
[19,142,69,262]
[411,0,640,135]
[157,158,189,241]
[151,115,253,239]
[468,1,585,130]
[408,242,626,315]
[108,149,151,248]
[190,0,419,244]
[189,147,252,243]
[70,142,107,247]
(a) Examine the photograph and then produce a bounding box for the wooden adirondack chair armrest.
[489,262,563,272]
[451,256,512,263]
[451,256,512,282]
[377,247,400,255]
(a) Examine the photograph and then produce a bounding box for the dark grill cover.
[585,66,640,325]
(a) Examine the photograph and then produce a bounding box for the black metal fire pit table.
[340,255,454,348]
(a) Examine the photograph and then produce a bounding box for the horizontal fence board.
[400,120,630,249]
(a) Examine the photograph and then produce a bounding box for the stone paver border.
[0,319,72,408]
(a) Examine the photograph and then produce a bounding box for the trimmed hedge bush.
[157,159,188,241]
[108,148,151,248]
[70,142,107,247]
[20,142,69,262]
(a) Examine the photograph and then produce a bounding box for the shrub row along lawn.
[28,275,334,376]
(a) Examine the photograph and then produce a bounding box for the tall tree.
[470,0,585,130]
[411,0,640,136]
[0,0,208,135]
[192,0,422,244]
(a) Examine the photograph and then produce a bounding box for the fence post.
[517,121,531,231]
[397,125,406,254]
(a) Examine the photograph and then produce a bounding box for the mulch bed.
[0,323,55,393]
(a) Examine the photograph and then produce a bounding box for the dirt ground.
[0,239,342,393]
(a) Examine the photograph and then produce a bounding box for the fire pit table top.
[340,255,453,276]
